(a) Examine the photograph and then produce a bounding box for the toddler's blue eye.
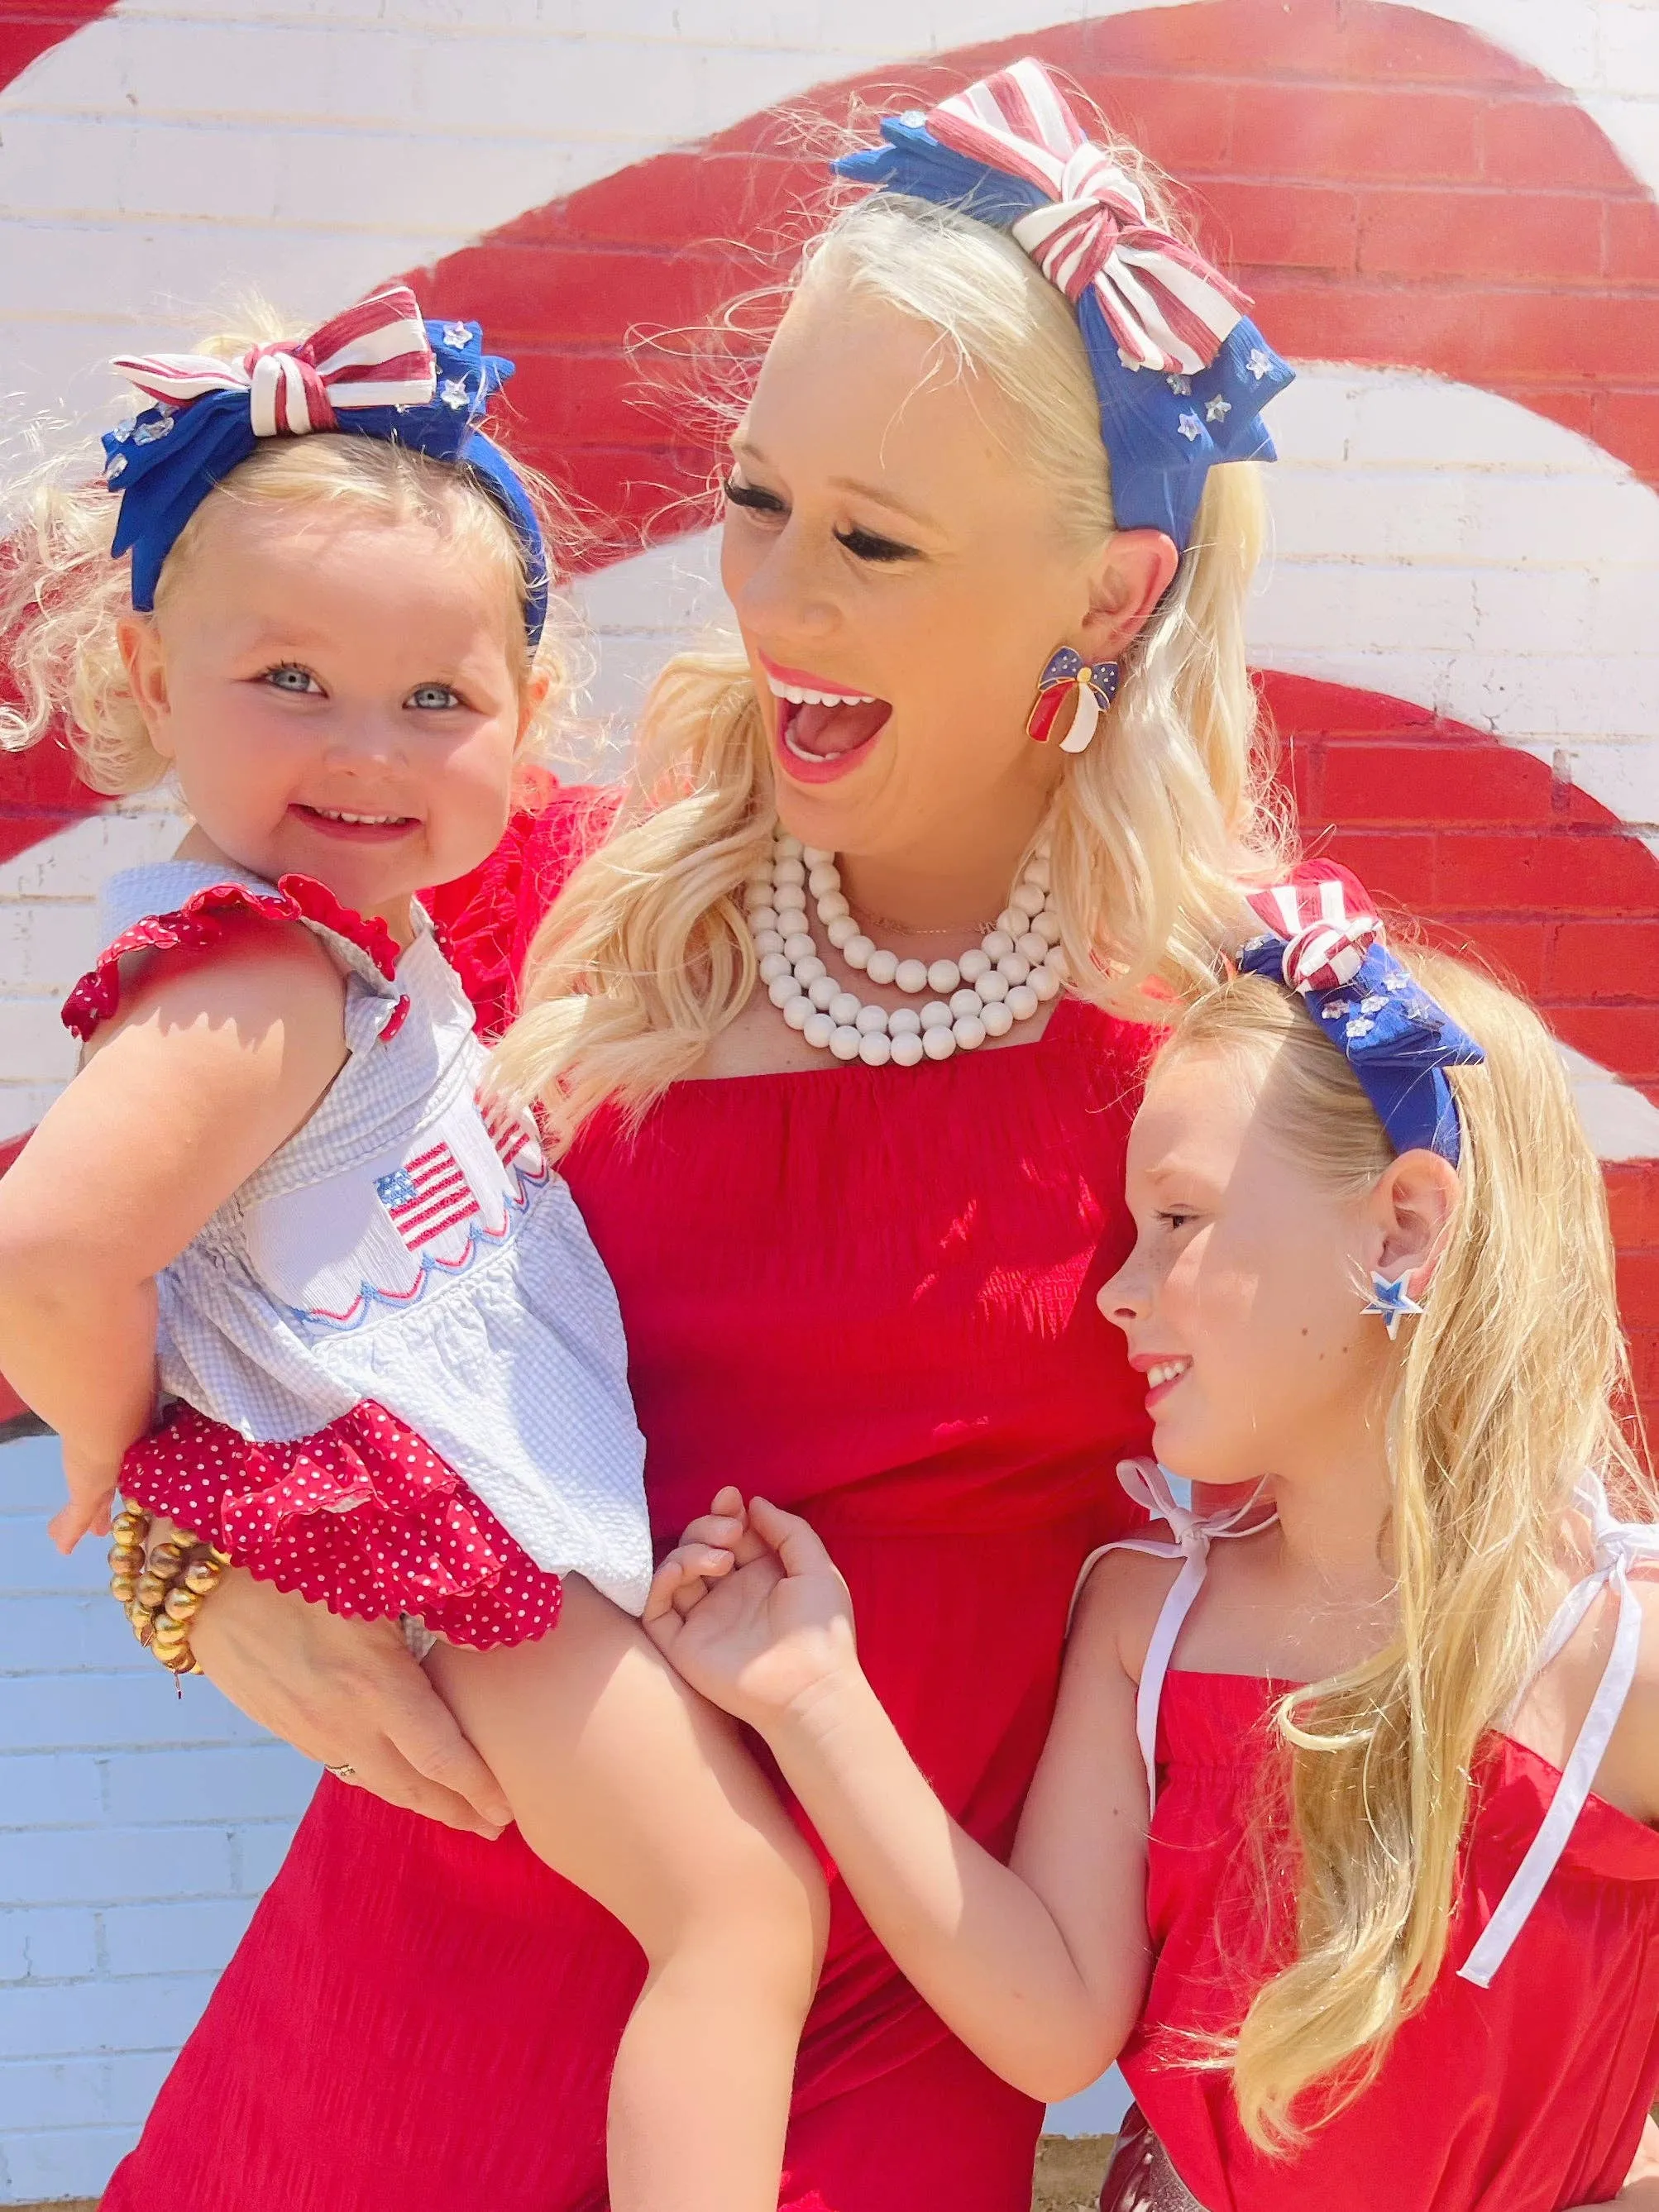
[409,683,461,709]
[265,665,318,693]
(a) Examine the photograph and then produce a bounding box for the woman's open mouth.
[763,658,892,786]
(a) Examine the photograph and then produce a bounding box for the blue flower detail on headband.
[1238,875,1485,1165]
[834,60,1294,552]
[101,287,549,646]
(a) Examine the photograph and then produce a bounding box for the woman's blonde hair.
[0,301,579,797]
[493,142,1289,1142]
[1154,948,1651,2148]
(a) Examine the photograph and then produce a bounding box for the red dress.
[1112,1673,1659,2212]
[103,790,1154,2212]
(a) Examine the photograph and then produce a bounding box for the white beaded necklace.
[743,829,1067,1067]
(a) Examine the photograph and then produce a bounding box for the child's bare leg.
[427,1577,828,2212]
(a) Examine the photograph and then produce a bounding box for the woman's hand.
[642,1488,861,1735]
[188,1567,512,1838]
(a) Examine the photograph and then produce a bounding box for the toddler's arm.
[644,1492,1150,2101]
[0,923,347,1548]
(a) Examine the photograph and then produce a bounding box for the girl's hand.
[48,1448,122,1551]
[642,1490,860,1733]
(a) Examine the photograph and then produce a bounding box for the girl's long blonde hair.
[1,301,579,795]
[1156,950,1651,2148]
[493,155,1290,1142]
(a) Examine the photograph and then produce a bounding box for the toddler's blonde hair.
[1,302,581,797]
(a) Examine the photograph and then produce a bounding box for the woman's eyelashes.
[722,475,919,564]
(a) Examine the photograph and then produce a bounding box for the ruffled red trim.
[425,786,619,1040]
[119,1399,562,1651]
[61,874,399,1043]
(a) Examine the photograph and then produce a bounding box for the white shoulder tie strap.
[1459,1472,1659,1988]
[1071,1459,1276,1813]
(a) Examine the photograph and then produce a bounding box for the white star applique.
[1346,1016,1375,1038]
[1362,1269,1427,1340]
[442,321,473,349]
[439,377,470,411]
[1177,412,1203,442]
[1360,995,1388,1014]
[1206,394,1232,422]
[1246,347,1273,380]
[1167,374,1192,394]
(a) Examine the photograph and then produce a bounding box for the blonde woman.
[106,64,1304,2211]
[648,895,1659,2212]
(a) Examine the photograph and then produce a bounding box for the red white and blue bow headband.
[102,287,549,645]
[1236,870,1485,1166]
[835,59,1294,552]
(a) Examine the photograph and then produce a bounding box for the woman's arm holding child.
[645,1491,1150,2102]
[0,924,347,1548]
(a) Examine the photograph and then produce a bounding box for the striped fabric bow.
[834,60,1294,552]
[927,61,1246,378]
[1236,868,1485,1164]
[111,287,436,440]
[102,294,549,643]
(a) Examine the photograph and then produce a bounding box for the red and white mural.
[2,0,1657,1443]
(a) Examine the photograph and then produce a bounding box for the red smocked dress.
[1091,1464,1659,2212]
[103,788,1155,2212]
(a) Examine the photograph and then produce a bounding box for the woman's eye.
[408,682,462,710]
[834,525,918,565]
[263,664,321,695]
[1157,1210,1198,1230]
[722,474,786,518]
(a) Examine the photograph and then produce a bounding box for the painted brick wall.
[0,0,1656,2196]
[0,1432,312,2202]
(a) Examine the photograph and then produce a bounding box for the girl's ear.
[1078,528,1179,661]
[516,665,552,749]
[117,613,174,757]
[1369,1149,1461,1298]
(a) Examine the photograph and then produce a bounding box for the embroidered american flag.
[375,1142,480,1252]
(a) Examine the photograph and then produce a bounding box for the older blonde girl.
[652,910,1659,2212]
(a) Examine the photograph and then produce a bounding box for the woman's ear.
[1368,1149,1461,1298]
[117,613,175,758]
[1078,528,1179,660]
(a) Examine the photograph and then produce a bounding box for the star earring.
[1026,647,1120,753]
[1362,1267,1427,1340]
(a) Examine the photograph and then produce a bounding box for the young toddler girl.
[0,289,825,2212]
[647,876,1659,2211]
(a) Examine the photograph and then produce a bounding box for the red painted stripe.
[0,2,120,98]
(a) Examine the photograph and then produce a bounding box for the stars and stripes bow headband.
[102,287,549,645]
[1237,869,1486,1165]
[835,58,1294,552]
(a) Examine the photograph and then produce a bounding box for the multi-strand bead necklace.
[743,829,1067,1066]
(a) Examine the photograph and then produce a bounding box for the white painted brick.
[0,1593,140,1675]
[1341,370,1606,472]
[91,19,424,127]
[1265,373,1360,466]
[0,1515,105,1598]
[104,1745,314,1827]
[1512,739,1659,829]
[0,1436,68,1519]
[106,2047,172,2126]
[0,1086,61,1143]
[1252,561,1480,656]
[0,1669,270,1756]
[1464,474,1659,567]
[1597,2,1659,93]
[0,1752,104,1831]
[0,1823,236,1911]
[0,809,179,903]
[103,1898,258,1979]
[1469,566,1598,654]
[1586,566,1659,657]
[231,1820,303,1895]
[0,2053,110,2134]
[0,998,76,1085]
[1,2119,141,2201]
[0,1909,98,1985]
[0,1968,214,2059]
[0,903,102,996]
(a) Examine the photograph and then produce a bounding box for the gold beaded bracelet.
[108,1505,231,1676]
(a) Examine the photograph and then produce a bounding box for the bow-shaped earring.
[1027,647,1120,752]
